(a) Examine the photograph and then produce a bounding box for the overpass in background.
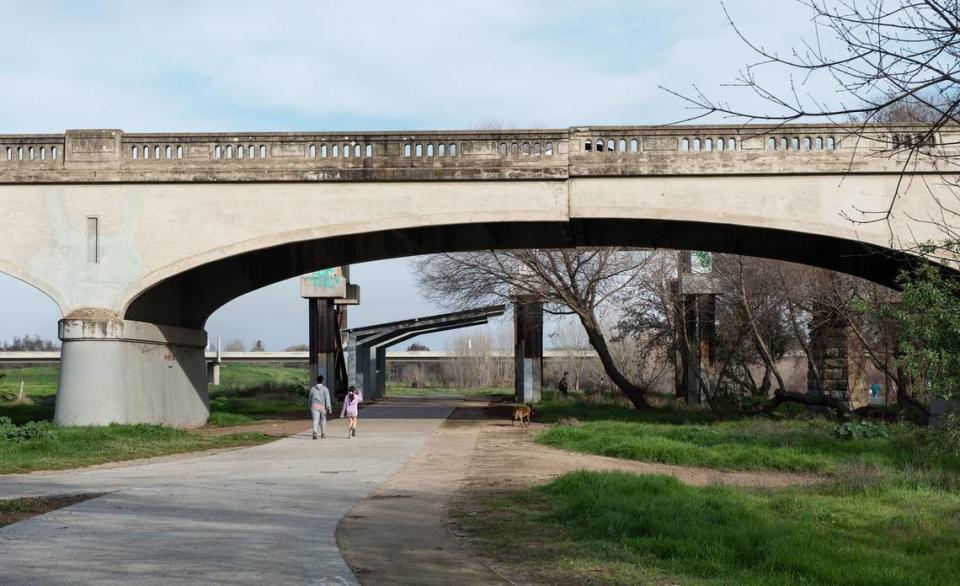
[0,123,955,425]
[0,349,598,365]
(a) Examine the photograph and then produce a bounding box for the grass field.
[0,366,58,399]
[455,398,960,584]
[0,419,271,474]
[0,364,310,427]
[217,364,307,388]
[207,365,309,426]
[458,469,960,586]
[0,364,304,473]
[533,399,960,476]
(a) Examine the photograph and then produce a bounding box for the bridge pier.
[514,297,543,404]
[673,254,720,406]
[807,306,869,409]
[55,318,209,427]
[308,298,340,389]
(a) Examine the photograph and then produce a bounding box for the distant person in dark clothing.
[558,372,570,398]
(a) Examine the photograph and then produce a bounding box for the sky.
[0,0,831,351]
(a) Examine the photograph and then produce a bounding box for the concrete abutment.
[55,318,209,427]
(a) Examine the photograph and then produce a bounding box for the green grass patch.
[208,365,309,425]
[0,366,59,399]
[205,411,255,427]
[535,399,960,476]
[459,470,960,585]
[0,418,270,474]
[385,384,513,397]
[217,364,306,388]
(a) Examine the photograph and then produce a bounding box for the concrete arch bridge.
[0,124,953,425]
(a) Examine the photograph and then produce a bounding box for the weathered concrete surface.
[56,318,209,427]
[0,398,455,585]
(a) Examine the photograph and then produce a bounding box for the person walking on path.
[308,375,332,440]
[340,385,363,438]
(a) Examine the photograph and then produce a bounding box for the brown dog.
[512,403,532,428]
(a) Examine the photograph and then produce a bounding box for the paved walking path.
[0,398,456,586]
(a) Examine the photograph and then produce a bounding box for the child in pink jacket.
[340,386,363,438]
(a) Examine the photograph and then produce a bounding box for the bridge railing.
[0,125,954,181]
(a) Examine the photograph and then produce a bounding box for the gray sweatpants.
[311,407,327,435]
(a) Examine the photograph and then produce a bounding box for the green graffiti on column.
[309,268,343,288]
[692,251,712,273]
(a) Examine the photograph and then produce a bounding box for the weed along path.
[0,398,456,585]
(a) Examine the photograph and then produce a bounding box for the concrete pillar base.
[55,318,209,427]
[207,362,221,386]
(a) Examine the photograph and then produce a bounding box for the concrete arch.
[111,171,949,329]
[124,217,918,330]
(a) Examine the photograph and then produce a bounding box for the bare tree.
[670,2,959,130]
[224,338,246,352]
[414,248,657,409]
[441,331,506,389]
[668,1,960,236]
[549,318,592,392]
[0,335,59,351]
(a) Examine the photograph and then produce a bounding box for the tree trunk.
[578,312,652,409]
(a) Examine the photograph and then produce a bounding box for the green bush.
[832,420,888,441]
[0,416,53,442]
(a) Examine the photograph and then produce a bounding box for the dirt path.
[336,400,510,585]
[336,401,823,585]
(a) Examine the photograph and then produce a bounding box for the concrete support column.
[55,318,209,427]
[674,292,718,405]
[206,362,221,386]
[308,298,338,386]
[808,306,869,409]
[513,298,543,404]
[374,346,386,399]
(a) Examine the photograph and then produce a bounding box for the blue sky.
[0,0,828,350]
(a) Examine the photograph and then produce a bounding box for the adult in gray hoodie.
[308,375,332,440]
